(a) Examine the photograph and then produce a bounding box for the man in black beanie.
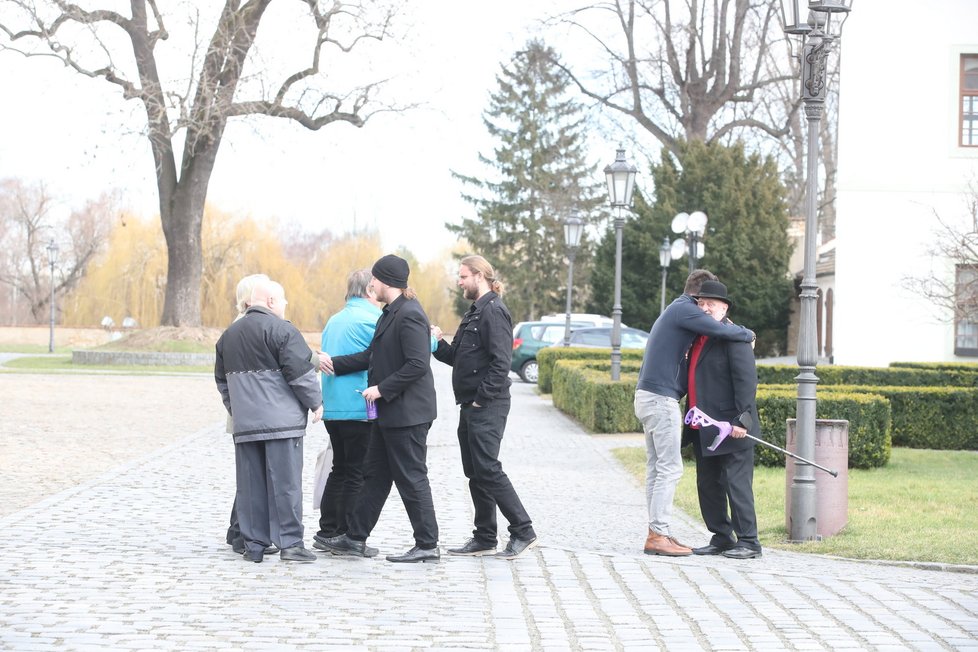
[317,254,441,563]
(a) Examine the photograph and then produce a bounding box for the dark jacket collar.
[469,290,497,313]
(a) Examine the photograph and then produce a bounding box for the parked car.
[538,313,619,328]
[512,320,589,383]
[554,326,650,350]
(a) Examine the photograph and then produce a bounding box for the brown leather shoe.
[644,529,692,556]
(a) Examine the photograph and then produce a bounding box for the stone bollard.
[785,419,849,539]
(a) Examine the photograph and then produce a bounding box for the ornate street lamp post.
[780,0,851,541]
[562,216,584,347]
[46,239,59,353]
[658,237,671,315]
[603,147,637,381]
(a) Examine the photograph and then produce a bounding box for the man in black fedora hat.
[683,279,762,559]
[634,270,755,557]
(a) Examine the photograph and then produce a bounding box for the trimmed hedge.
[552,360,892,468]
[763,383,978,451]
[536,346,643,394]
[889,361,978,373]
[756,364,978,388]
[753,388,891,469]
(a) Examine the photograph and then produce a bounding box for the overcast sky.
[0,0,624,263]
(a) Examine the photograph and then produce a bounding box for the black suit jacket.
[683,330,759,458]
[332,294,437,429]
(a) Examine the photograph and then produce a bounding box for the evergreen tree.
[587,140,794,355]
[449,39,604,321]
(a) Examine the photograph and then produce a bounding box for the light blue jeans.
[634,390,684,536]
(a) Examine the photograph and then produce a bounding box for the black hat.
[371,254,410,289]
[694,280,732,307]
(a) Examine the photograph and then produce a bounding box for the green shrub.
[754,388,891,469]
[756,364,978,388]
[550,361,892,468]
[889,361,978,373]
[536,346,643,394]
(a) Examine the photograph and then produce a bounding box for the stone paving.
[1,364,977,651]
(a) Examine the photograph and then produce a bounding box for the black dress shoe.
[242,549,263,563]
[386,546,440,563]
[693,544,730,556]
[316,534,370,558]
[313,534,379,558]
[722,546,762,559]
[495,535,538,560]
[280,546,316,563]
[447,538,497,556]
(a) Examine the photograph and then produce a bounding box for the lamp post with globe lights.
[669,211,708,275]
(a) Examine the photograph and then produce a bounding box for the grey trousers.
[634,390,684,536]
[234,437,304,555]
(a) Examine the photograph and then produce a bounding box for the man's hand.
[361,385,382,402]
[430,325,444,341]
[311,405,324,423]
[731,425,747,439]
[317,351,334,375]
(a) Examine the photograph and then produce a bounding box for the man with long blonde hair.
[431,255,537,560]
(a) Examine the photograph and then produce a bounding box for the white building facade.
[833,1,978,366]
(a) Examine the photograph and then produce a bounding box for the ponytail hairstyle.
[460,254,504,297]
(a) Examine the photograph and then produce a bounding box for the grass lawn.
[0,355,211,375]
[0,344,72,354]
[613,446,978,566]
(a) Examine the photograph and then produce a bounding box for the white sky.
[0,0,615,263]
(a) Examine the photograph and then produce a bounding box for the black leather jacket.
[433,291,513,406]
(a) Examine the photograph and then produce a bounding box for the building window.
[961,54,978,147]
[955,264,978,356]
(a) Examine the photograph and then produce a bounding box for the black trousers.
[317,420,371,538]
[458,399,534,544]
[348,422,439,549]
[692,442,760,550]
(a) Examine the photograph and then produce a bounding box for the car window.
[622,331,648,348]
[577,331,608,346]
[540,326,567,344]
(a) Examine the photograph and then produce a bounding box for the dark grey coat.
[215,306,322,444]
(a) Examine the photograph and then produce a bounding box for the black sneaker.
[447,538,497,556]
[494,535,538,560]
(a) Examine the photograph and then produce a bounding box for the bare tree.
[549,0,842,239]
[902,180,978,323]
[0,1,398,326]
[0,178,114,322]
[549,0,794,156]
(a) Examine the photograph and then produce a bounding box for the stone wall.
[71,350,215,366]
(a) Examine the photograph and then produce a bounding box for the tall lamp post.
[603,147,637,381]
[46,239,59,353]
[562,216,584,347]
[658,237,671,314]
[780,0,851,541]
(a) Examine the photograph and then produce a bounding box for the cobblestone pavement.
[1,364,976,651]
